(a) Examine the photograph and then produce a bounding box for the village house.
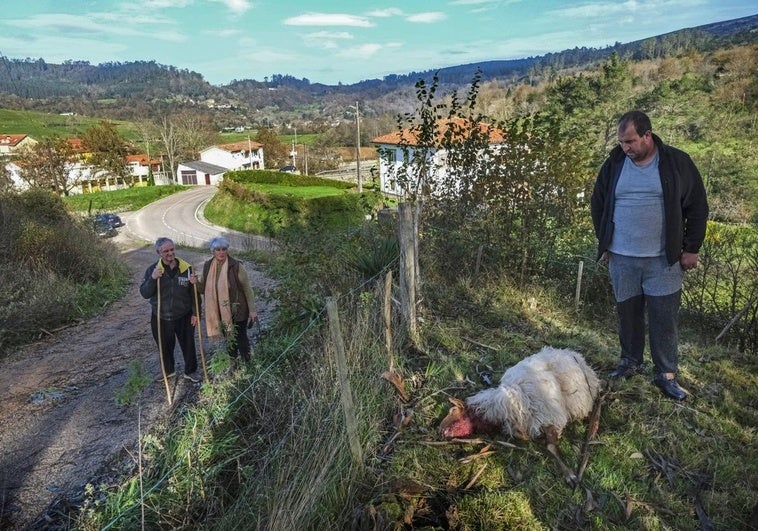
[199,140,264,171]
[372,117,505,198]
[0,134,38,156]
[4,133,266,193]
[175,160,229,186]
[125,154,163,185]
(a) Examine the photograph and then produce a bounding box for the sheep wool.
[465,346,600,440]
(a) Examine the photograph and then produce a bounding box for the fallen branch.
[459,450,497,463]
[715,292,757,342]
[464,463,488,489]
[574,390,606,488]
[462,336,499,351]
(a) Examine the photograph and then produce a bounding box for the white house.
[372,117,505,197]
[0,134,38,156]
[176,160,229,186]
[200,140,264,171]
[125,153,162,183]
[3,161,27,190]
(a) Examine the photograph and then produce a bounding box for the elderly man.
[139,237,200,383]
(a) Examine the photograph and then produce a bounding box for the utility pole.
[291,127,298,170]
[354,102,362,192]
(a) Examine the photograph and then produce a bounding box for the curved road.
[121,185,276,252]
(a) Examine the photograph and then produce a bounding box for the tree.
[174,111,218,161]
[15,136,77,195]
[81,121,130,185]
[0,158,14,192]
[254,128,290,169]
[158,116,180,183]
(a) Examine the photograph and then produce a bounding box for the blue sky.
[1,1,754,86]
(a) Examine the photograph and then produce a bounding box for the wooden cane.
[156,265,172,405]
[192,267,209,382]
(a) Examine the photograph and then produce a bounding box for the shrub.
[0,190,128,357]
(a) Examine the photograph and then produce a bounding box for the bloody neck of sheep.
[441,409,500,438]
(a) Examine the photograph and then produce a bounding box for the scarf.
[204,258,232,337]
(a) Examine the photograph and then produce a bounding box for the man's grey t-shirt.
[608,151,665,257]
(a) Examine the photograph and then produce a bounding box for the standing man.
[591,110,708,400]
[140,237,200,383]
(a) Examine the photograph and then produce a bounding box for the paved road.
[121,185,277,252]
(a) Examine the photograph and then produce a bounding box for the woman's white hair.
[209,236,231,251]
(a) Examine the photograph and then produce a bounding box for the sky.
[1,1,755,87]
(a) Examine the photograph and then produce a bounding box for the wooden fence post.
[575,260,584,312]
[384,271,394,371]
[326,297,363,465]
[398,202,419,345]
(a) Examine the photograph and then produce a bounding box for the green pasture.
[0,107,138,140]
[62,185,190,213]
[247,183,346,198]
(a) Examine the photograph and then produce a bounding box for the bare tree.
[159,116,180,183]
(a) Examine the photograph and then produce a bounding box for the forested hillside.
[0,14,755,127]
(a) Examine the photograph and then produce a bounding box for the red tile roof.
[216,140,263,152]
[125,154,160,166]
[372,117,505,146]
[0,134,30,146]
[67,138,86,153]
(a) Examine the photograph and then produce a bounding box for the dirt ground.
[0,231,276,530]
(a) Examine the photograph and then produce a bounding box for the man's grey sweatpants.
[608,253,684,375]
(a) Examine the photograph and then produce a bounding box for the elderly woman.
[198,236,257,362]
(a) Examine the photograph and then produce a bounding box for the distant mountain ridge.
[0,13,755,125]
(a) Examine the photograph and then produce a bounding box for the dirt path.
[0,232,276,529]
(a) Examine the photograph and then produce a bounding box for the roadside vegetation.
[2,42,755,529]
[0,189,128,357]
[204,169,385,236]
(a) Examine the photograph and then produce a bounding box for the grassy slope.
[0,107,138,140]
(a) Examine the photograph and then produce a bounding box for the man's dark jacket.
[590,133,709,266]
[140,258,197,320]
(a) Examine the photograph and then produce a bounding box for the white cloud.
[5,13,185,41]
[406,12,446,23]
[335,43,383,60]
[366,7,404,17]
[211,0,253,15]
[213,28,241,38]
[140,0,193,8]
[303,31,354,50]
[550,0,706,19]
[284,13,374,27]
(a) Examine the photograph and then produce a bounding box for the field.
[0,107,137,140]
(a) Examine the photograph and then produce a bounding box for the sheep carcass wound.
[439,346,600,485]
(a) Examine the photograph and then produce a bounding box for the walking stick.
[156,267,172,405]
[192,267,209,382]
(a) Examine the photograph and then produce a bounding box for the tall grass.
[79,273,404,529]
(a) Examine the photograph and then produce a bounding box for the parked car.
[92,218,118,238]
[95,213,123,228]
[279,165,297,173]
